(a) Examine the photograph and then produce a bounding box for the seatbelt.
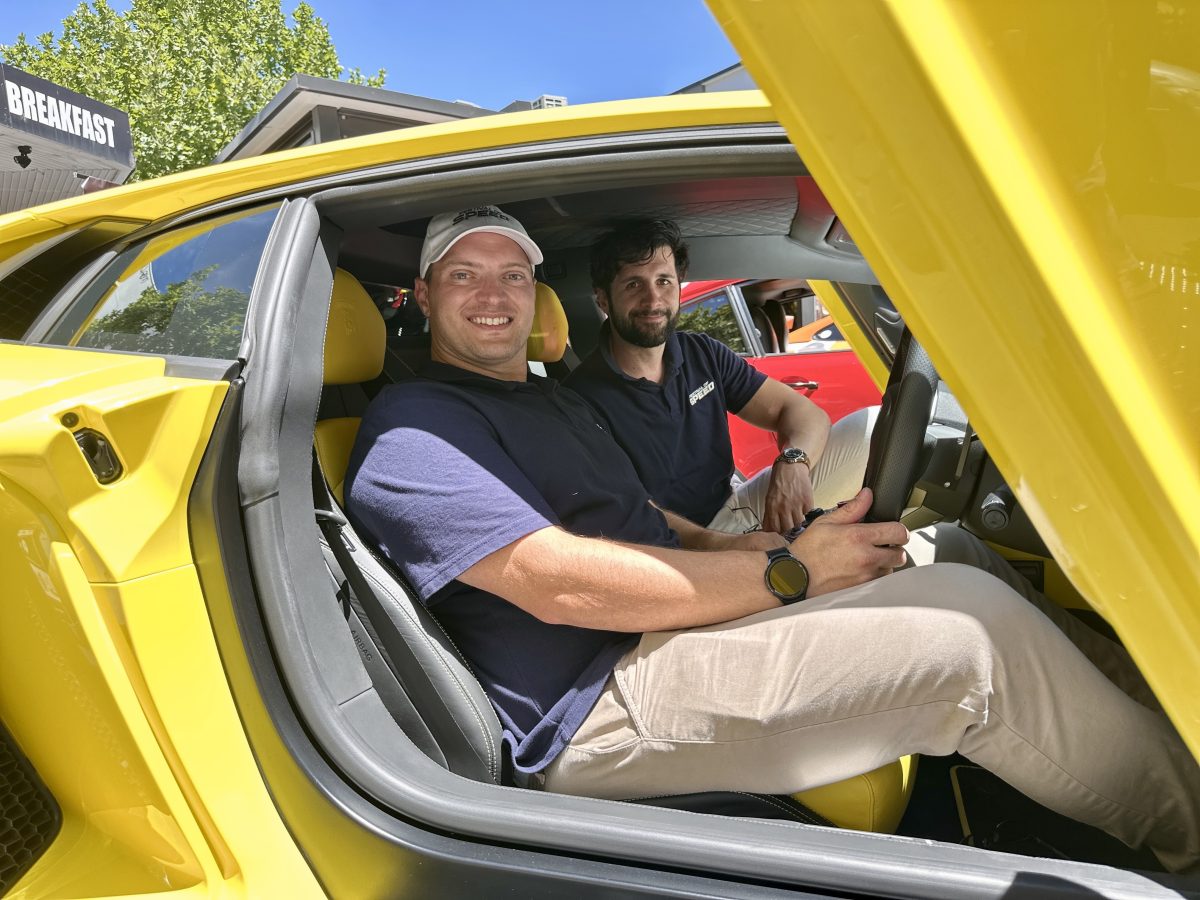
[311,457,447,762]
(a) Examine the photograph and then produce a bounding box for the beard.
[609,306,679,348]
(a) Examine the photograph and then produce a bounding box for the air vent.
[0,721,62,894]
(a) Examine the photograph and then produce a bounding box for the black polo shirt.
[565,323,767,525]
[344,362,679,774]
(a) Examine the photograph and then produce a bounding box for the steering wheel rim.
[862,328,939,523]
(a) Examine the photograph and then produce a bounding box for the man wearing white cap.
[414,205,545,381]
[344,204,1200,872]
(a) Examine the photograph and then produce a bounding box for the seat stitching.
[360,561,499,780]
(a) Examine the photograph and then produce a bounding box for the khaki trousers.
[542,532,1200,872]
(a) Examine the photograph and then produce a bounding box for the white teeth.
[470,316,510,325]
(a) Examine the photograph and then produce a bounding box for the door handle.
[784,380,819,391]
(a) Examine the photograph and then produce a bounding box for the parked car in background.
[677,278,879,476]
[789,314,848,351]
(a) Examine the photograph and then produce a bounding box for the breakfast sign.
[1,63,133,168]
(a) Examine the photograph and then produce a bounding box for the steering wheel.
[862,328,939,523]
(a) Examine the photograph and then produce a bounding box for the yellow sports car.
[1,3,1195,897]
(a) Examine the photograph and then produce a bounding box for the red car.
[677,278,880,476]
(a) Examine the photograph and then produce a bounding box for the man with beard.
[565,219,873,537]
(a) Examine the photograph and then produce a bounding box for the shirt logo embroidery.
[688,380,715,406]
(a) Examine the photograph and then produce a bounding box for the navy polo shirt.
[565,323,767,525]
[343,362,679,774]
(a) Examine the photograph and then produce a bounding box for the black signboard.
[0,64,133,167]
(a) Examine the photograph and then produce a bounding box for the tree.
[676,304,747,351]
[1,0,386,181]
[78,265,251,358]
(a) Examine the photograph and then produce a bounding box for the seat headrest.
[528,282,569,363]
[324,268,386,385]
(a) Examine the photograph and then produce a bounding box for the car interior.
[175,127,1193,895]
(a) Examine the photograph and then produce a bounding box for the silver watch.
[775,447,811,468]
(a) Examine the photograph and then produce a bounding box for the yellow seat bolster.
[325,268,387,385]
[315,417,362,506]
[792,755,917,833]
[528,282,569,363]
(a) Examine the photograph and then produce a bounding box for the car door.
[712,0,1200,755]
[731,279,881,421]
[0,203,320,897]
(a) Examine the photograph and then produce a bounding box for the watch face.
[767,555,808,598]
[783,448,803,462]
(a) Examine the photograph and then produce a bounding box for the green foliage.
[1,0,386,180]
[676,303,747,352]
[78,266,249,358]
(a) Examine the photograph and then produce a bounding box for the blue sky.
[3,1,741,109]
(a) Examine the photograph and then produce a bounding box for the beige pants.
[708,406,878,534]
[542,532,1200,871]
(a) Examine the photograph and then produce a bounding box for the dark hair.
[589,220,689,295]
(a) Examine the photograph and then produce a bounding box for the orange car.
[788,314,850,351]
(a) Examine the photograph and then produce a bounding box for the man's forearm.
[739,378,831,464]
[773,393,831,463]
[459,490,906,634]
[660,506,786,552]
[660,506,747,550]
[462,525,779,632]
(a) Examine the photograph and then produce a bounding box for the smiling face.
[414,231,537,380]
[597,245,682,349]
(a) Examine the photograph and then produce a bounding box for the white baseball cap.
[419,205,543,278]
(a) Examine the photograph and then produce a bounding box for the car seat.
[315,268,915,832]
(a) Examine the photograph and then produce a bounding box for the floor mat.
[950,764,1164,871]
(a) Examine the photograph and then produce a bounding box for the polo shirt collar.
[420,360,545,392]
[595,319,683,384]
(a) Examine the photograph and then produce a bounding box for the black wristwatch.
[775,446,811,468]
[764,547,809,605]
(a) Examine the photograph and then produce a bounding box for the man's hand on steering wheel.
[762,459,816,534]
[788,487,908,597]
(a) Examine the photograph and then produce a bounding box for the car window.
[0,220,145,342]
[56,205,280,359]
[676,290,748,353]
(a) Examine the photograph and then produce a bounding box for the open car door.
[709,1,1200,757]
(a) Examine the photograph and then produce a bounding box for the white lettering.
[58,99,75,134]
[45,95,62,130]
[5,80,118,147]
[5,82,21,115]
[688,380,716,406]
[20,87,36,121]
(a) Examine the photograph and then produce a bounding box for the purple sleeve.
[347,394,556,601]
[706,335,767,413]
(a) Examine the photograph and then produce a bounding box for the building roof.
[215,74,497,163]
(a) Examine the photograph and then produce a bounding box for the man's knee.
[927,523,987,565]
[889,562,1038,626]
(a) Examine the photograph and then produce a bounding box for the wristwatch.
[764,547,809,605]
[775,447,811,468]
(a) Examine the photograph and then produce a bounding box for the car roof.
[0,92,777,248]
